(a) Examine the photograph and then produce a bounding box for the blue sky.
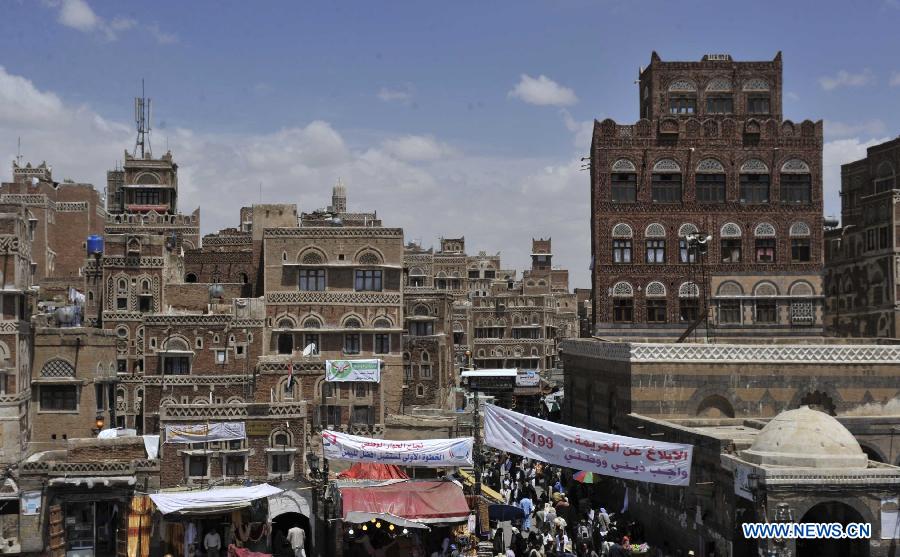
[2,0,899,287]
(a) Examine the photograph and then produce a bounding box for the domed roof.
[741,406,868,469]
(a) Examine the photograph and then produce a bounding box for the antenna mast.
[134,79,152,158]
[16,137,22,166]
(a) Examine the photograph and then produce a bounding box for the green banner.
[325,359,381,382]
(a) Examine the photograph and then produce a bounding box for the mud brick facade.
[263,219,405,421]
[591,52,824,341]
[1,161,105,283]
[824,137,900,338]
[29,328,118,447]
[0,203,34,465]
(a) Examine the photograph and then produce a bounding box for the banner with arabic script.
[483,404,692,486]
[322,430,474,467]
[325,359,381,383]
[165,422,246,444]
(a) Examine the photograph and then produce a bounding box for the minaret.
[331,178,347,213]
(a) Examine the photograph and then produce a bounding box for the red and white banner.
[483,404,692,486]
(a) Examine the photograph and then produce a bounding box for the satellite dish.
[302,343,317,356]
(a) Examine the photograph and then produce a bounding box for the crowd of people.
[480,451,659,557]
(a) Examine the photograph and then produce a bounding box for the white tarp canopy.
[460,369,517,378]
[150,484,282,515]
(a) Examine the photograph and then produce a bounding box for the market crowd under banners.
[325,359,381,383]
[483,404,693,486]
[322,430,474,467]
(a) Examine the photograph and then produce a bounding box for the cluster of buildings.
[565,51,900,556]
[1,48,898,556]
[0,129,577,552]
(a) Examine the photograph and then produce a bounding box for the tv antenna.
[16,137,22,166]
[134,79,152,158]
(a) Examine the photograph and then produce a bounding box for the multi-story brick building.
[105,150,200,250]
[29,327,118,446]
[403,237,577,387]
[591,52,824,341]
[824,137,900,338]
[263,201,405,425]
[0,202,34,465]
[0,161,105,284]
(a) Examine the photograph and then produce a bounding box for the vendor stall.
[336,479,471,557]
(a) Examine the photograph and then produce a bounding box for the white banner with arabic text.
[483,404,692,486]
[322,430,473,467]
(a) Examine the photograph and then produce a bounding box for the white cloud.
[825,119,887,140]
[146,23,178,44]
[818,68,875,91]
[561,110,593,151]
[380,135,457,162]
[57,0,101,33]
[890,72,900,87]
[509,74,578,107]
[0,66,593,288]
[377,86,414,103]
[822,137,890,218]
[785,91,800,102]
[49,0,176,43]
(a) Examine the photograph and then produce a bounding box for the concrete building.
[824,137,900,338]
[590,52,824,341]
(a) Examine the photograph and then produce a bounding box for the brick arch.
[696,394,735,418]
[297,247,327,265]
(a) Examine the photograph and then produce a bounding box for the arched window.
[790,222,811,262]
[743,79,771,114]
[41,359,75,378]
[611,281,633,324]
[413,304,430,317]
[343,317,362,328]
[277,317,296,329]
[705,79,733,115]
[739,159,770,203]
[301,316,321,329]
[678,282,700,322]
[651,159,682,203]
[754,223,777,263]
[416,384,425,398]
[645,281,666,297]
[780,159,812,203]
[612,224,633,264]
[357,250,382,265]
[300,250,325,265]
[184,273,198,283]
[875,161,896,193]
[373,317,392,328]
[720,223,743,263]
[610,159,637,203]
[116,278,128,310]
[695,158,726,203]
[667,79,697,114]
[645,223,666,264]
[754,281,778,296]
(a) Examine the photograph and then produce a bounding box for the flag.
[286,362,294,391]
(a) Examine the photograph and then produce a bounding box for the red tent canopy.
[340,480,469,523]
[336,462,408,480]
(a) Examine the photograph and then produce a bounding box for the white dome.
[741,406,868,469]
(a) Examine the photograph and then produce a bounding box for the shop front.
[150,483,283,556]
[335,479,472,557]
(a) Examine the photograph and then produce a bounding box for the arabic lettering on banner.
[325,359,381,383]
[322,430,474,467]
[164,422,246,444]
[483,404,693,487]
[516,369,540,388]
